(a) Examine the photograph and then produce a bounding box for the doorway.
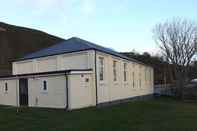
[19,78,28,106]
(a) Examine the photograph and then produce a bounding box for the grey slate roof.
[20,37,143,64]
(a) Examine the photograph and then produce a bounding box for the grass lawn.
[1,97,197,131]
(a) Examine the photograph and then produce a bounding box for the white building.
[0,37,154,110]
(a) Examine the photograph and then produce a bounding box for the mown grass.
[1,97,197,131]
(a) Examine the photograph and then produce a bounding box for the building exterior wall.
[68,73,94,110]
[0,79,18,106]
[96,51,154,104]
[13,60,34,74]
[3,49,154,109]
[12,50,94,75]
[37,57,57,72]
[28,75,67,109]
[28,72,94,109]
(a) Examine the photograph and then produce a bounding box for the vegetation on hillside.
[122,51,197,85]
[0,22,64,75]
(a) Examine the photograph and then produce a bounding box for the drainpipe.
[94,50,98,105]
[65,73,69,110]
[15,76,19,112]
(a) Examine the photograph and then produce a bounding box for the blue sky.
[1,0,197,54]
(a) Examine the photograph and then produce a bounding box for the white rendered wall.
[96,51,154,104]
[11,49,153,109]
[68,73,94,110]
[28,75,67,109]
[12,50,94,75]
[0,79,19,106]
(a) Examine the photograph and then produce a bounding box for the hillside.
[0,22,64,75]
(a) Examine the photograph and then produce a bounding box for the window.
[149,68,152,82]
[98,57,104,81]
[139,73,141,88]
[113,61,117,81]
[43,81,47,91]
[124,63,127,81]
[5,83,8,92]
[145,68,147,82]
[132,72,135,88]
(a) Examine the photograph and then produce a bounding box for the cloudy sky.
[1,0,197,54]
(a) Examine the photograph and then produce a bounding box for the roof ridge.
[69,37,97,49]
[70,37,116,51]
[17,37,148,66]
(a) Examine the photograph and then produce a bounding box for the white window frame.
[139,72,141,88]
[132,72,135,88]
[43,80,47,91]
[41,80,48,94]
[113,60,117,81]
[149,68,152,82]
[5,82,8,93]
[123,63,127,82]
[98,57,104,81]
[145,68,147,82]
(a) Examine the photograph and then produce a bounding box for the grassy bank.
[0,97,197,131]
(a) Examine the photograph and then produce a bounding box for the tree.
[153,18,197,99]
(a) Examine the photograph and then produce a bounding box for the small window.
[5,83,8,92]
[113,61,117,81]
[85,78,89,82]
[43,81,47,91]
[98,57,104,81]
[124,63,127,82]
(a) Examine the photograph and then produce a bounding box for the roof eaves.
[12,48,95,62]
[0,69,93,79]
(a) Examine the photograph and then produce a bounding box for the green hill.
[0,22,64,75]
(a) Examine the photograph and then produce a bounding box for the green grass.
[1,97,197,131]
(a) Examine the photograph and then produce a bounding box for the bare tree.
[153,18,197,99]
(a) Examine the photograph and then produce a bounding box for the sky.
[1,0,197,54]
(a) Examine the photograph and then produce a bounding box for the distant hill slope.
[0,22,64,75]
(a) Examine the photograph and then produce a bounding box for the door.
[19,78,28,106]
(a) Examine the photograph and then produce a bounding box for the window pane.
[99,57,104,81]
[43,81,47,91]
[150,69,151,81]
[113,61,117,81]
[5,83,8,92]
[132,72,135,88]
[124,63,127,81]
[139,73,141,88]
